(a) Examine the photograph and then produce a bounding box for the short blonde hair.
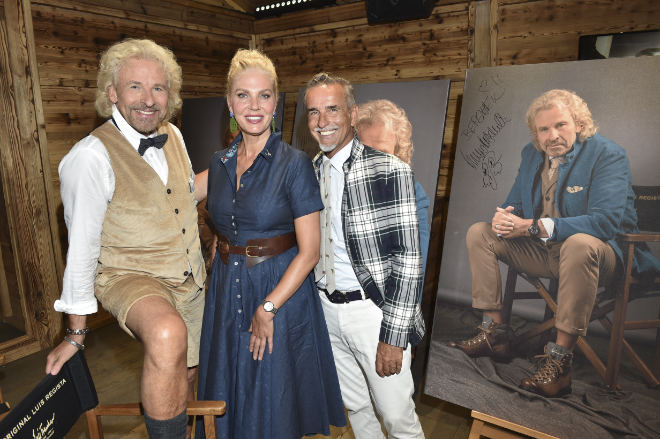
[526,89,597,150]
[355,99,414,164]
[95,39,182,120]
[226,49,278,97]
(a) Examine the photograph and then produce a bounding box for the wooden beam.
[0,0,63,350]
[489,0,498,66]
[224,0,255,13]
[470,0,491,68]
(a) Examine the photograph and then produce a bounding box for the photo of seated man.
[447,89,660,398]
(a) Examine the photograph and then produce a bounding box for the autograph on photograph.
[459,74,511,190]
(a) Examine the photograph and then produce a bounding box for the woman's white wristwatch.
[262,300,278,315]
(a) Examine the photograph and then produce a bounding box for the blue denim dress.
[197,132,346,438]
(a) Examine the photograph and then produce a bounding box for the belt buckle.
[245,245,260,257]
[330,290,351,304]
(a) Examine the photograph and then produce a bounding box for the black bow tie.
[138,134,168,156]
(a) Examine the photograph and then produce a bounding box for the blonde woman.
[196,49,345,438]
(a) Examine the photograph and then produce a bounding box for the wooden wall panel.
[495,0,660,65]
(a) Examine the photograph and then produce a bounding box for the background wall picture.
[434,55,660,327]
[426,55,660,439]
[291,80,451,226]
[182,94,286,173]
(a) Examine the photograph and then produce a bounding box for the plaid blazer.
[314,138,425,347]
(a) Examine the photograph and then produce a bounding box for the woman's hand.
[248,306,275,360]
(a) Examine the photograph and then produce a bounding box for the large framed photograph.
[426,55,660,438]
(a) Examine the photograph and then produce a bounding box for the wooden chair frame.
[86,400,226,439]
[503,257,660,390]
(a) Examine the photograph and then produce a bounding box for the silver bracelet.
[64,336,85,350]
[65,327,89,335]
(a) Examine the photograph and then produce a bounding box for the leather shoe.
[520,347,573,397]
[448,321,512,360]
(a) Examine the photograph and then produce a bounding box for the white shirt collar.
[323,138,353,172]
[111,105,160,151]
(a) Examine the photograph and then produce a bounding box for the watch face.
[529,223,539,236]
[263,301,274,312]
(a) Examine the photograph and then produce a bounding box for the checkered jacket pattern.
[314,138,426,347]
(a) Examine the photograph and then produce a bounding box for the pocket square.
[566,186,584,193]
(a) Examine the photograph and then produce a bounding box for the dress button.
[184,271,189,276]
[182,228,186,234]
[237,309,242,314]
[167,188,172,194]
[234,261,238,266]
[235,278,240,283]
[175,208,179,214]
[237,295,241,298]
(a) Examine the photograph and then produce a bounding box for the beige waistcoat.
[93,121,205,289]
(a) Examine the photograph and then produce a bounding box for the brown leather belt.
[218,232,297,268]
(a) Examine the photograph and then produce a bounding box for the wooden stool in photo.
[502,251,660,390]
[85,400,226,439]
[468,410,559,439]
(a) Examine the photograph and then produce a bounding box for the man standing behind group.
[305,73,425,439]
[46,39,206,438]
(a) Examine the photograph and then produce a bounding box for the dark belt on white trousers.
[319,287,370,304]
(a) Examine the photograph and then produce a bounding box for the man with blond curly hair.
[46,39,207,438]
[449,89,659,398]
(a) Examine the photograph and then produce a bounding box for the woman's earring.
[271,110,277,131]
[229,111,238,133]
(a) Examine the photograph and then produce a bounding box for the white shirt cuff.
[53,298,98,315]
[539,218,555,242]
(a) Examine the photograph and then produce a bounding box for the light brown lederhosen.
[92,121,206,366]
[466,155,617,336]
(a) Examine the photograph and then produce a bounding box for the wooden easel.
[468,410,559,439]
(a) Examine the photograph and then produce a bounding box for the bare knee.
[142,313,188,367]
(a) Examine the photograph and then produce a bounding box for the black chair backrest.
[633,185,660,233]
[0,351,98,438]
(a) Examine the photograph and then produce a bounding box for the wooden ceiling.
[197,0,360,15]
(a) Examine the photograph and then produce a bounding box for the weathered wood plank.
[1,0,63,354]
[498,0,660,39]
[32,0,253,36]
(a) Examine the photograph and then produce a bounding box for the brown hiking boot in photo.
[520,346,573,397]
[448,321,512,360]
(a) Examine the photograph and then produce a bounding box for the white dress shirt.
[54,106,191,315]
[317,140,362,292]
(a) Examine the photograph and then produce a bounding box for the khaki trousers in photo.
[466,222,617,336]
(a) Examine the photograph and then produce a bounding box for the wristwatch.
[262,300,278,315]
[528,218,540,237]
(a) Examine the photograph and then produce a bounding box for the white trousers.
[319,292,425,439]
